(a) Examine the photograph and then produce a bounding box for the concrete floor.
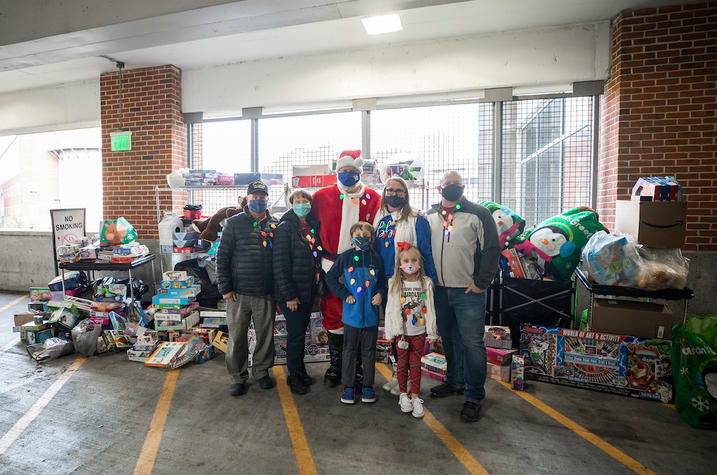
[1,292,715,475]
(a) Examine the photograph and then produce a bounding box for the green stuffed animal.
[514,207,606,282]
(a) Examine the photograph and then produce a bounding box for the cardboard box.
[485,326,512,349]
[615,200,687,248]
[421,353,447,375]
[511,355,525,390]
[591,299,672,340]
[421,366,447,382]
[487,347,518,366]
[291,175,336,188]
[152,295,196,306]
[520,325,672,402]
[145,342,187,368]
[155,311,200,331]
[487,362,511,382]
[211,331,228,353]
[14,313,35,328]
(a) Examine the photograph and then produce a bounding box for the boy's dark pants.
[341,324,378,388]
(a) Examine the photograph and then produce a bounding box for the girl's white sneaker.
[383,372,397,392]
[399,393,413,413]
[411,398,425,418]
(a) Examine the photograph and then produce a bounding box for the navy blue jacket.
[326,247,387,328]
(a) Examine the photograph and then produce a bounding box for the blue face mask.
[338,171,360,187]
[352,236,371,250]
[248,199,268,214]
[292,203,311,217]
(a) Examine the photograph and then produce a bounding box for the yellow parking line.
[0,356,86,456]
[661,403,675,410]
[273,366,318,475]
[376,363,489,475]
[133,369,181,475]
[497,381,656,475]
[0,294,28,312]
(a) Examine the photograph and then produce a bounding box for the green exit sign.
[111,131,132,151]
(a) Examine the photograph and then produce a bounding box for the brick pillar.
[100,65,187,239]
[599,2,717,250]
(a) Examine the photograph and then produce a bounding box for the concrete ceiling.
[0,0,679,94]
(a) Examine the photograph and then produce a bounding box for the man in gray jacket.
[426,171,500,422]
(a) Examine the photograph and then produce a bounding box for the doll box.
[520,325,672,402]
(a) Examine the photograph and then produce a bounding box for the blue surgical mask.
[292,203,311,217]
[352,236,371,250]
[248,199,268,214]
[338,170,360,187]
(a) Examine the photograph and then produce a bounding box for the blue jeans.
[434,286,487,402]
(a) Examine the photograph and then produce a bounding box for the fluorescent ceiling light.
[362,14,402,35]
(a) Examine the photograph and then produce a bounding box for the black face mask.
[441,183,464,202]
[384,195,407,208]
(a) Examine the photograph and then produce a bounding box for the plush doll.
[478,200,525,248]
[192,204,244,242]
[514,207,606,282]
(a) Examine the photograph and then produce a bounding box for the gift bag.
[100,217,138,246]
[672,325,717,429]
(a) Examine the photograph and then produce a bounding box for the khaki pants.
[225,294,276,384]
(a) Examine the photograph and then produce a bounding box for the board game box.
[520,325,672,402]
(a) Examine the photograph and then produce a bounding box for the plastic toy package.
[582,231,641,287]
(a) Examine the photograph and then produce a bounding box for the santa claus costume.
[311,150,382,386]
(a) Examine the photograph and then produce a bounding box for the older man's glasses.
[384,188,406,195]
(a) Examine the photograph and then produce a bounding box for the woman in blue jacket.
[373,176,437,394]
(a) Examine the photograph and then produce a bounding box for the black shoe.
[430,382,465,398]
[460,401,481,422]
[287,375,308,395]
[324,368,341,387]
[229,383,247,397]
[257,375,275,390]
[301,373,314,386]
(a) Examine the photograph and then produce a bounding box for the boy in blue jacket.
[326,221,387,405]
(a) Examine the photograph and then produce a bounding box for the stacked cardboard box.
[152,272,200,331]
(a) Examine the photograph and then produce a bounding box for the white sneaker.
[383,373,397,392]
[399,393,413,413]
[389,377,401,396]
[411,397,425,419]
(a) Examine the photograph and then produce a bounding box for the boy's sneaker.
[340,387,356,404]
[382,373,397,392]
[430,382,464,398]
[460,401,481,423]
[361,386,377,403]
[257,375,275,390]
[411,398,425,419]
[399,393,413,413]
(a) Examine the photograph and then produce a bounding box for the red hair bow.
[397,241,411,252]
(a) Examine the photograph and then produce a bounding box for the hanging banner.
[50,208,86,274]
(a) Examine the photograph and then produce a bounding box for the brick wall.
[599,2,717,250]
[100,65,187,240]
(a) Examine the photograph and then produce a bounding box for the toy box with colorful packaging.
[520,325,672,402]
[421,352,447,381]
[265,312,330,365]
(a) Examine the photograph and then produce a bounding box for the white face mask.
[400,263,419,274]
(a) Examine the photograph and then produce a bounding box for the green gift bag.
[672,325,717,429]
[686,315,717,351]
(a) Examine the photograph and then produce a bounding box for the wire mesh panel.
[501,97,593,226]
[371,103,493,211]
[189,120,252,215]
[258,112,362,208]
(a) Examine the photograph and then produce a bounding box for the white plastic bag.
[582,231,641,286]
[71,319,103,357]
[636,248,689,291]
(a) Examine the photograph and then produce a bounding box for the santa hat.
[336,150,363,171]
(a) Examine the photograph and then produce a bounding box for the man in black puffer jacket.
[273,189,323,394]
[217,180,279,396]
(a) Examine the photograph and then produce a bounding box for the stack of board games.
[152,271,200,331]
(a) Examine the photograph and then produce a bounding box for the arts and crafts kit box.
[520,325,672,402]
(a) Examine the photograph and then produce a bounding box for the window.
[371,104,494,210]
[502,97,594,225]
[258,112,362,179]
[187,120,251,215]
[0,128,102,231]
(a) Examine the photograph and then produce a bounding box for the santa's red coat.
[311,184,382,330]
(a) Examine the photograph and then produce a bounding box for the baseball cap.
[247,180,269,196]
